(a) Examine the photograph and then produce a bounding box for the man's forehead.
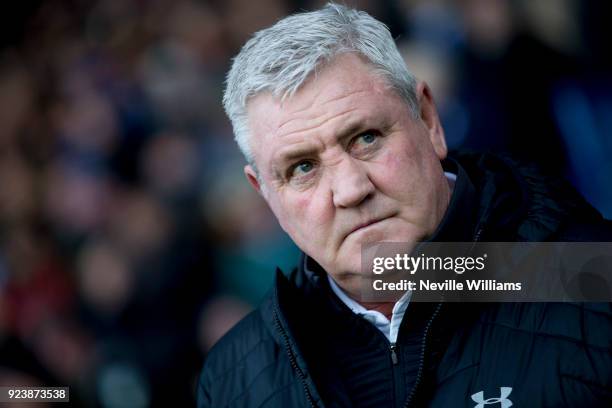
[247,55,388,123]
[247,92,283,136]
[247,89,363,138]
[255,94,382,140]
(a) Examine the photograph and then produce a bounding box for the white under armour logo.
[471,387,513,408]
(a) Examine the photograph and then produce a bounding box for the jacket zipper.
[390,343,399,365]
[272,303,317,408]
[402,226,484,406]
[403,226,485,405]
[403,302,443,408]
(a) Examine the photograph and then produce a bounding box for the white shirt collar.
[327,274,410,343]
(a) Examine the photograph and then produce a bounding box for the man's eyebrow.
[271,146,319,179]
[337,121,366,143]
[278,146,320,163]
[329,119,376,150]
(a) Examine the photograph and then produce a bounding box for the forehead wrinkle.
[277,106,358,140]
[319,88,370,107]
[276,93,318,128]
[276,82,370,132]
[275,135,324,160]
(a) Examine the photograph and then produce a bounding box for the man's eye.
[290,161,315,178]
[358,132,377,144]
[351,131,380,151]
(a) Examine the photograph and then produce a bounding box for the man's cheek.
[293,196,311,216]
[283,200,330,248]
[375,150,419,186]
[295,186,336,229]
[282,186,319,216]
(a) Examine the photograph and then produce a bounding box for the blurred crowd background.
[0,0,610,406]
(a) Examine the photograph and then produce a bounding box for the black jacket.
[197,153,612,407]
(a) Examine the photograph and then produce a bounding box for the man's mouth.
[345,215,394,239]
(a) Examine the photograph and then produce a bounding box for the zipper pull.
[390,343,398,365]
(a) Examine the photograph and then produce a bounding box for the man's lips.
[345,215,394,239]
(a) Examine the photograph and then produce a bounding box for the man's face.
[245,53,450,298]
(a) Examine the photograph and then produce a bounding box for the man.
[198,4,611,407]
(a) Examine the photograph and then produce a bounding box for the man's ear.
[244,164,264,197]
[416,81,447,160]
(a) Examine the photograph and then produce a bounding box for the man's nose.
[331,157,375,208]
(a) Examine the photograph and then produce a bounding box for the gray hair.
[223,2,419,167]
